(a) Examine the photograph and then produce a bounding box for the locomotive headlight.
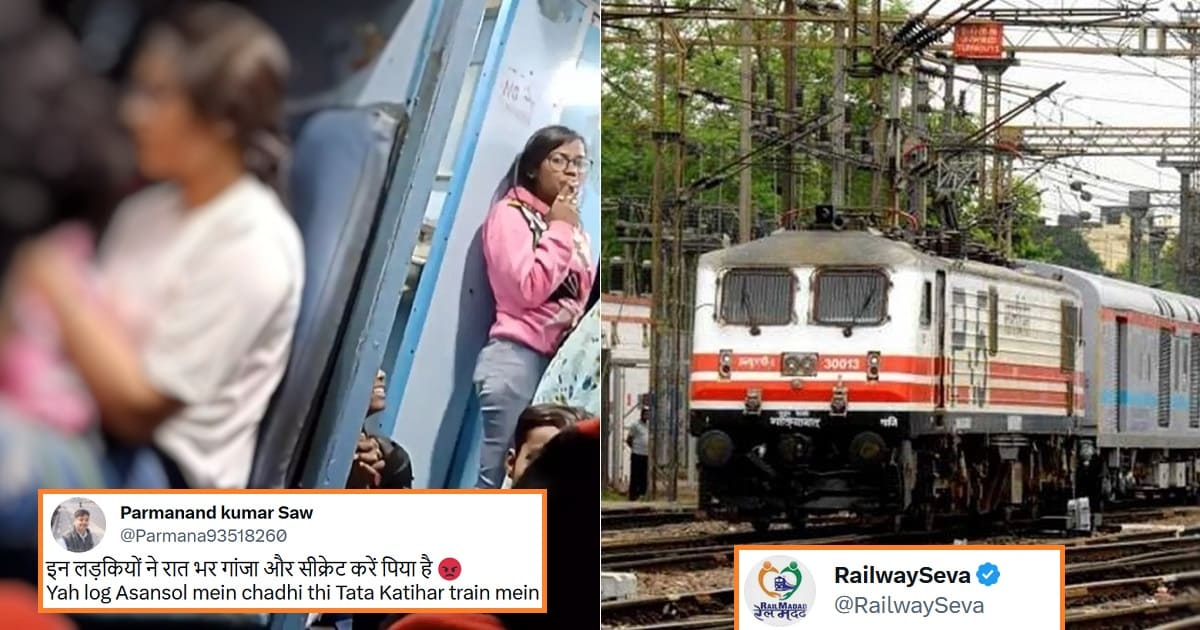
[781,352,818,377]
[802,354,817,374]
[719,349,733,379]
[782,353,802,376]
[866,351,881,382]
[697,430,735,467]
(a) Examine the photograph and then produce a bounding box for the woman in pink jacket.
[474,125,594,489]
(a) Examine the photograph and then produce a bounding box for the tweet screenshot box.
[39,489,545,613]
[735,545,1064,629]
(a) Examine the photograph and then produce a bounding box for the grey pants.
[474,338,550,489]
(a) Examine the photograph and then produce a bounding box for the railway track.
[601,513,1174,574]
[603,526,810,557]
[600,508,1200,627]
[1101,506,1200,523]
[599,503,1200,533]
[601,588,734,629]
[602,521,869,570]
[1066,593,1200,629]
[1149,613,1200,629]
[1065,535,1200,565]
[603,525,1200,588]
[604,532,867,572]
[603,507,697,530]
[603,527,961,572]
[604,569,1200,629]
[1068,548,1200,584]
[603,575,1199,628]
[606,617,733,630]
[1066,570,1200,608]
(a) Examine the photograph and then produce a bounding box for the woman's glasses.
[546,153,592,173]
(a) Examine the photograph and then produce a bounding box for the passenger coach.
[1023,262,1200,508]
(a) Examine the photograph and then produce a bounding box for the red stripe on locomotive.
[692,352,1079,381]
[691,380,936,404]
[692,352,1081,410]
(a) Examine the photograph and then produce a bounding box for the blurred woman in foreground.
[0,1,303,541]
[0,0,134,548]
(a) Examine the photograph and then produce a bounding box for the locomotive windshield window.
[812,269,888,326]
[719,268,795,326]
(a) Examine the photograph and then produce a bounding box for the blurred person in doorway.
[530,300,599,417]
[313,369,413,630]
[474,125,594,489]
[346,370,414,490]
[502,417,599,629]
[512,284,599,488]
[504,404,583,486]
[4,1,303,510]
[381,418,601,630]
[625,396,650,501]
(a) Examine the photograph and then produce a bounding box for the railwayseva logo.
[742,555,816,626]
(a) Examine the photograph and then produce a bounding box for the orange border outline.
[37,488,548,614]
[733,544,1066,629]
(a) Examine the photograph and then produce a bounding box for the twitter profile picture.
[51,497,105,553]
[743,555,817,626]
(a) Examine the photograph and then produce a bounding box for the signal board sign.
[953,23,1004,59]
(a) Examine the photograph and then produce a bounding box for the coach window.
[1178,337,1186,390]
[1060,302,1078,371]
[987,288,998,356]
[920,280,932,328]
[1159,328,1172,427]
[1190,333,1200,429]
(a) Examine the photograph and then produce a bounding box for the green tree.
[601,1,887,267]
[1116,238,1179,290]
[1037,225,1105,274]
[600,0,1107,280]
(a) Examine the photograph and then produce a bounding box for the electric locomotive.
[689,224,1086,530]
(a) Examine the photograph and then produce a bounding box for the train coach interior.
[1,0,600,629]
